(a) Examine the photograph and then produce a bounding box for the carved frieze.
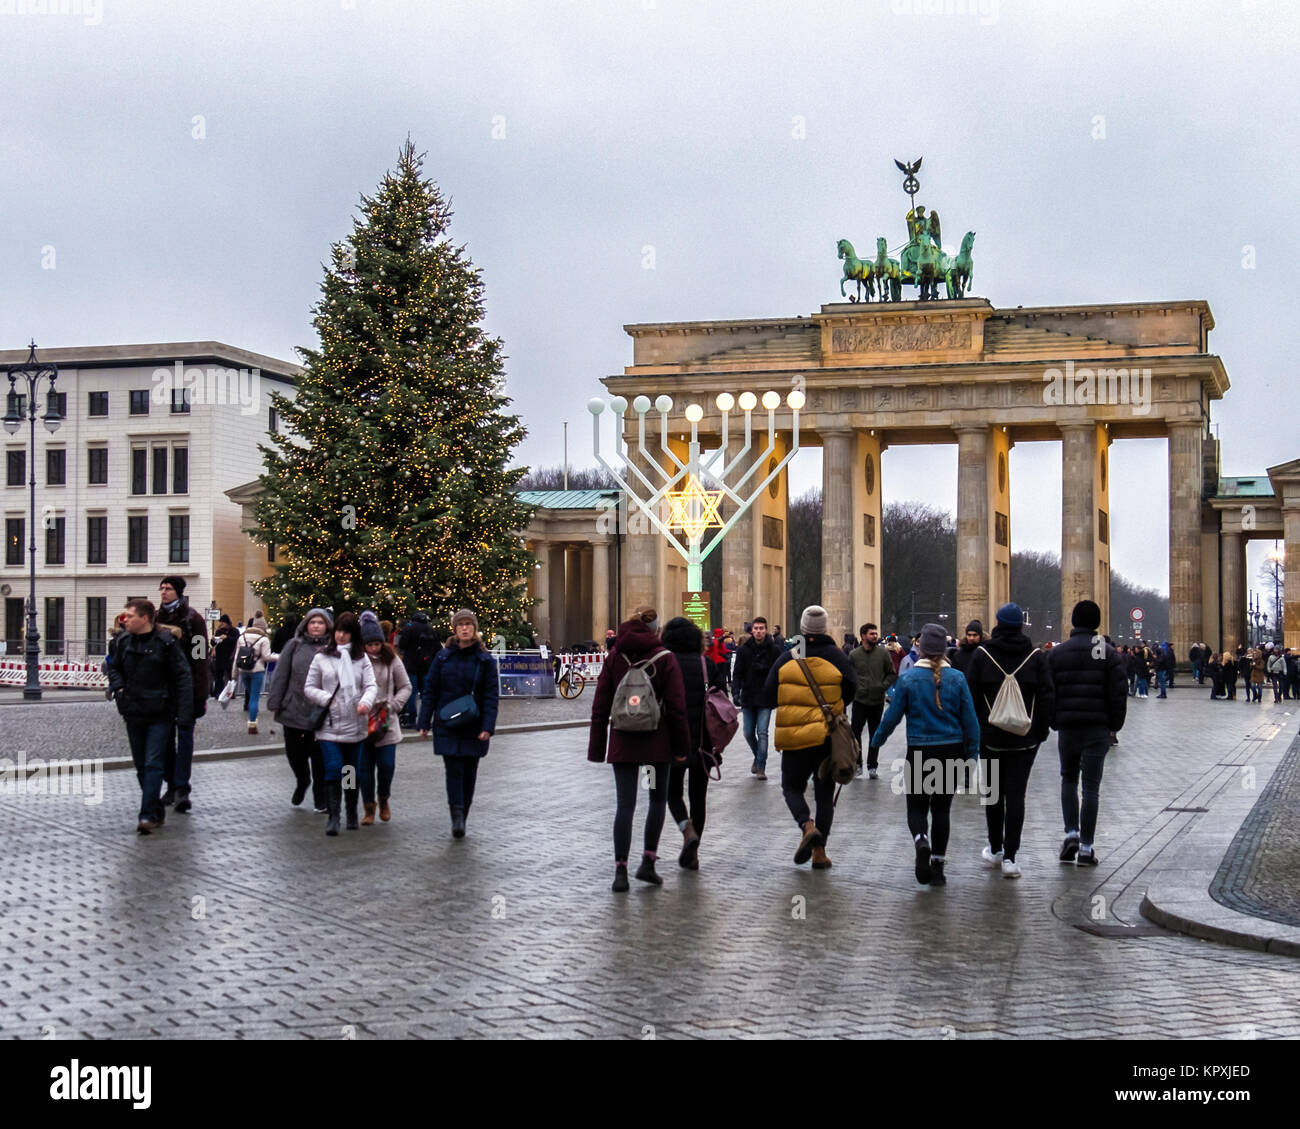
[831,321,973,354]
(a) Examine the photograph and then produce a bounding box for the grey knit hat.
[919,623,949,657]
[451,608,479,631]
[800,605,829,636]
[360,610,385,644]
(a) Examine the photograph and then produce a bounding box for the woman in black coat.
[661,617,727,871]
[1207,652,1225,699]
[1222,652,1239,700]
[211,616,239,700]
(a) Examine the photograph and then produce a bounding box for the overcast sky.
[4,0,1297,601]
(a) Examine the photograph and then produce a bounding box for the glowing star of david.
[666,477,724,539]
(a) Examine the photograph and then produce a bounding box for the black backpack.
[236,641,257,671]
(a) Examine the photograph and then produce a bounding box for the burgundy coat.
[587,618,691,765]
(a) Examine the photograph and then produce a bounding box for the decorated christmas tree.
[252,140,535,633]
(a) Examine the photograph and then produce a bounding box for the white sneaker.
[981,845,1004,868]
[867,768,878,779]
[1002,858,1022,878]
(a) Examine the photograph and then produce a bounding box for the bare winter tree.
[514,464,618,491]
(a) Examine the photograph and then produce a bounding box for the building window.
[131,447,147,495]
[88,446,108,485]
[87,515,107,564]
[86,597,107,656]
[44,596,64,656]
[88,391,109,417]
[128,515,148,564]
[152,446,168,494]
[173,446,188,494]
[6,450,24,487]
[51,391,67,419]
[129,390,150,415]
[46,448,66,486]
[169,515,190,563]
[171,386,192,413]
[45,516,65,565]
[4,517,22,566]
[269,405,278,433]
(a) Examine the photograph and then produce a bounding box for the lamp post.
[1270,542,1284,645]
[3,342,62,701]
[590,388,802,595]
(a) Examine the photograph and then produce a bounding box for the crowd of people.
[104,577,500,839]
[101,580,1289,894]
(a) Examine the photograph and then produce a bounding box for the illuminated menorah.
[588,388,804,592]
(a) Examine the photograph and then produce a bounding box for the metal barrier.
[0,658,109,689]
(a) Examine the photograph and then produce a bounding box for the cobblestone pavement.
[2,687,1299,1040]
[1212,730,1300,927]
[0,689,593,762]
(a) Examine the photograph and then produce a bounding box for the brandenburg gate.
[602,297,1240,654]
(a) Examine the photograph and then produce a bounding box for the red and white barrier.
[0,658,108,689]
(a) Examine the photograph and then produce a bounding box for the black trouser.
[851,700,884,768]
[780,742,836,842]
[667,756,709,836]
[444,755,480,813]
[612,761,668,863]
[284,725,326,807]
[981,744,1039,862]
[903,743,962,856]
[1058,725,1109,846]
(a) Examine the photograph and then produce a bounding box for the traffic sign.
[1130,607,1144,622]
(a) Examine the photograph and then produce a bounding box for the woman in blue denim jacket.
[870,623,980,887]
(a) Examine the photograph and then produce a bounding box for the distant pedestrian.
[765,605,857,871]
[418,609,500,840]
[305,611,378,836]
[732,615,781,780]
[155,576,209,814]
[1222,652,1239,700]
[1207,652,1225,699]
[1049,600,1127,867]
[397,611,437,728]
[358,611,413,824]
[587,606,690,891]
[848,622,896,779]
[661,617,726,870]
[898,635,921,675]
[104,599,194,834]
[869,623,980,887]
[966,604,1054,879]
[271,614,300,654]
[950,620,985,676]
[210,615,238,701]
[1249,648,1267,703]
[232,613,274,735]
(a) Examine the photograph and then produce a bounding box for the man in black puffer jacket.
[1048,599,1127,867]
[105,598,194,834]
[966,603,1054,878]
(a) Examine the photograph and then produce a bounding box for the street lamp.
[3,342,62,700]
[1270,542,1284,644]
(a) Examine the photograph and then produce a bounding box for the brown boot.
[379,797,391,822]
[794,820,824,865]
[247,721,258,735]
[811,846,833,870]
[361,802,375,826]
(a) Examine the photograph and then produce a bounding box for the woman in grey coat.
[266,607,333,812]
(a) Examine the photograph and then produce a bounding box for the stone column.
[721,429,757,630]
[1168,422,1205,657]
[578,545,595,642]
[546,543,567,648]
[1283,505,1300,648]
[1060,423,1096,627]
[820,428,855,641]
[564,546,585,646]
[852,431,884,631]
[1220,530,1244,652]
[532,539,550,642]
[955,426,992,633]
[592,540,611,640]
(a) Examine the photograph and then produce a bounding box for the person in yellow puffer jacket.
[763,605,857,870]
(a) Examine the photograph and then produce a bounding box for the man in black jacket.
[155,576,209,812]
[732,616,781,780]
[1048,600,1127,866]
[966,604,1054,878]
[951,620,985,675]
[398,611,437,727]
[105,599,195,834]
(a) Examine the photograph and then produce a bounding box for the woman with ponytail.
[868,622,980,887]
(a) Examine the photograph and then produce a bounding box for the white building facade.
[1,342,299,660]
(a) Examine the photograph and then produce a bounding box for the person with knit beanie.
[1048,600,1127,866]
[869,623,981,887]
[231,610,274,735]
[418,608,500,839]
[357,610,413,825]
[266,608,334,811]
[966,603,1055,878]
[763,605,857,870]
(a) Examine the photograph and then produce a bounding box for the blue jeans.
[742,707,772,768]
[163,723,195,791]
[1156,669,1167,696]
[318,740,362,785]
[126,720,170,823]
[1059,726,1109,846]
[244,670,266,723]
[1136,678,1148,696]
[358,737,396,803]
